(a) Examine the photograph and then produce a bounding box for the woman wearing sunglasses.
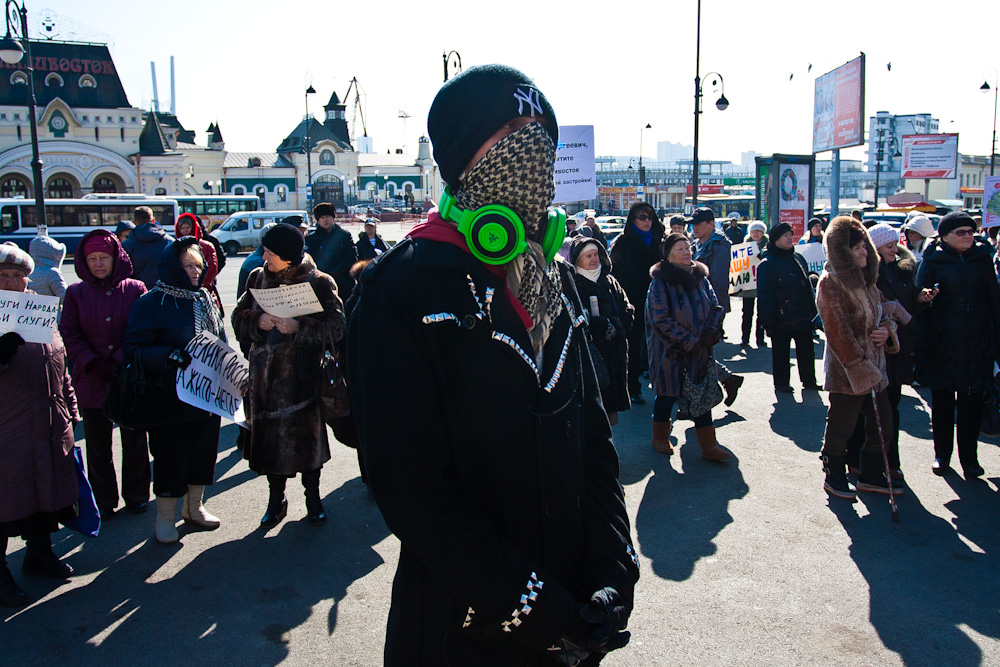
[916,212,1000,479]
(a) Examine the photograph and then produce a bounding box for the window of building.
[0,114,5,120]
[276,185,287,203]
[16,125,20,140]
[47,178,73,199]
[95,127,99,140]
[154,187,166,195]
[10,71,27,86]
[249,157,261,167]
[93,177,117,193]
[320,150,334,165]
[1,176,28,198]
[79,74,96,88]
[233,185,245,195]
[118,116,124,123]
[255,186,266,208]
[106,115,112,122]
[81,115,88,122]
[13,113,19,120]
[44,72,63,87]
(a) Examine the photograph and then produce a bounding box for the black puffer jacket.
[305,223,358,296]
[915,238,1000,393]
[876,245,923,386]
[609,218,665,314]
[756,243,817,335]
[348,236,639,667]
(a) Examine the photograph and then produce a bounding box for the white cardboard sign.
[176,331,250,427]
[0,289,60,344]
[554,125,597,205]
[249,282,323,318]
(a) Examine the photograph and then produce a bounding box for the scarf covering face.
[152,282,227,343]
[454,122,562,355]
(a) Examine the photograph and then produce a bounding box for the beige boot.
[695,425,732,461]
[181,485,221,530]
[651,420,673,455]
[155,497,179,544]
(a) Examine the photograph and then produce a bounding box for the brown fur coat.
[816,216,911,396]
[232,254,346,475]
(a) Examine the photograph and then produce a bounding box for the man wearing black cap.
[304,202,357,296]
[348,64,638,666]
[690,207,731,318]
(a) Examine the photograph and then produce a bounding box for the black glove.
[590,316,612,342]
[557,588,631,659]
[165,348,192,371]
[0,332,25,365]
[698,326,720,348]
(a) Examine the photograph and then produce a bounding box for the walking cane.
[870,388,900,522]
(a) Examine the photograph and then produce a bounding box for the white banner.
[795,243,827,275]
[0,289,60,344]
[983,176,1000,229]
[250,282,323,318]
[177,331,250,426]
[554,125,597,205]
[729,241,761,295]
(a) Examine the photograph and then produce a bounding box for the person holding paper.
[123,237,226,544]
[0,242,80,607]
[570,237,633,426]
[739,221,768,348]
[232,223,345,530]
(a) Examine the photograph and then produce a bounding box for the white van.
[211,210,308,256]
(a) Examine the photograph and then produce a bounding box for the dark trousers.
[653,395,713,427]
[770,329,816,388]
[148,415,221,498]
[626,318,647,396]
[741,298,764,343]
[823,390,893,460]
[930,389,985,469]
[80,407,150,510]
[846,383,902,468]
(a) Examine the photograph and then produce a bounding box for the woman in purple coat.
[60,230,149,519]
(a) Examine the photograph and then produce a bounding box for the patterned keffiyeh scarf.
[455,122,563,355]
[152,281,227,343]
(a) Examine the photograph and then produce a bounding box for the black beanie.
[937,211,976,237]
[770,222,793,241]
[262,223,305,265]
[427,64,558,186]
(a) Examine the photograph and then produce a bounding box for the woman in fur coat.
[816,216,910,500]
[232,223,345,529]
[646,233,731,460]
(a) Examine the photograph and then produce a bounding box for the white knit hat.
[748,221,767,235]
[867,223,899,250]
[0,242,33,274]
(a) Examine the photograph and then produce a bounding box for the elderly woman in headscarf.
[232,223,345,529]
[0,243,79,607]
[569,236,634,425]
[123,237,227,544]
[902,214,935,261]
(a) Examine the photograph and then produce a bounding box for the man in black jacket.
[757,222,820,392]
[348,64,638,667]
[355,219,390,260]
[304,202,357,296]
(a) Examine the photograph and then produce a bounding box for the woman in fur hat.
[646,233,732,460]
[816,216,910,500]
[233,223,345,529]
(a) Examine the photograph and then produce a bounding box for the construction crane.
[344,77,368,146]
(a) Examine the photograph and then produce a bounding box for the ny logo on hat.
[514,87,543,117]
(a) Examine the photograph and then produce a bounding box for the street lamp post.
[692,0,729,211]
[638,123,651,192]
[443,51,462,82]
[0,0,44,228]
[982,78,998,176]
[872,128,902,209]
[304,80,316,208]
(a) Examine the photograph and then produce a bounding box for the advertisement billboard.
[812,55,866,154]
[984,176,1000,229]
[777,163,811,239]
[900,133,959,179]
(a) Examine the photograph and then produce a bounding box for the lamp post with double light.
[872,129,902,209]
[982,76,998,176]
[443,51,462,82]
[304,79,316,208]
[692,0,729,211]
[0,0,44,229]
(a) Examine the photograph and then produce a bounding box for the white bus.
[0,196,179,254]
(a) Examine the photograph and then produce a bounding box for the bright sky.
[33,0,1000,168]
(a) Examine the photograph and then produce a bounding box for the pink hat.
[81,234,118,259]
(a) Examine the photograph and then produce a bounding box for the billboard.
[777,163,811,239]
[984,176,1000,229]
[812,55,865,154]
[900,133,959,179]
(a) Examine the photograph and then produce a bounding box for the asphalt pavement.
[3,258,998,666]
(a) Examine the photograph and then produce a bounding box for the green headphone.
[438,187,567,265]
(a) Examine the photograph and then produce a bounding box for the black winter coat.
[876,245,922,386]
[347,237,639,667]
[122,223,174,289]
[609,219,665,315]
[915,239,1000,393]
[305,224,358,297]
[756,244,817,335]
[355,232,390,260]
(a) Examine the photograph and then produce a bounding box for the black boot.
[857,451,904,496]
[302,468,326,526]
[259,475,288,531]
[821,452,856,500]
[21,521,72,579]
[0,538,29,608]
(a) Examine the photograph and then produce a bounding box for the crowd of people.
[1,62,998,666]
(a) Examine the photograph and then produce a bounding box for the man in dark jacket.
[122,205,173,289]
[723,216,745,245]
[757,222,819,392]
[355,219,390,260]
[584,216,608,248]
[691,207,731,318]
[348,64,638,667]
[610,202,664,404]
[305,202,357,296]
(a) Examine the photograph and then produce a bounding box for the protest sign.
[250,282,323,318]
[554,125,597,205]
[0,289,60,344]
[177,331,250,427]
[729,241,761,295]
[795,243,827,275]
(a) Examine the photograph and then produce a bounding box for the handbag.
[981,379,1000,437]
[319,323,351,426]
[588,340,611,392]
[102,351,179,430]
[677,362,724,420]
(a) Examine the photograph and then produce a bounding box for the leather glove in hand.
[0,332,25,365]
[557,587,631,659]
[165,348,192,371]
